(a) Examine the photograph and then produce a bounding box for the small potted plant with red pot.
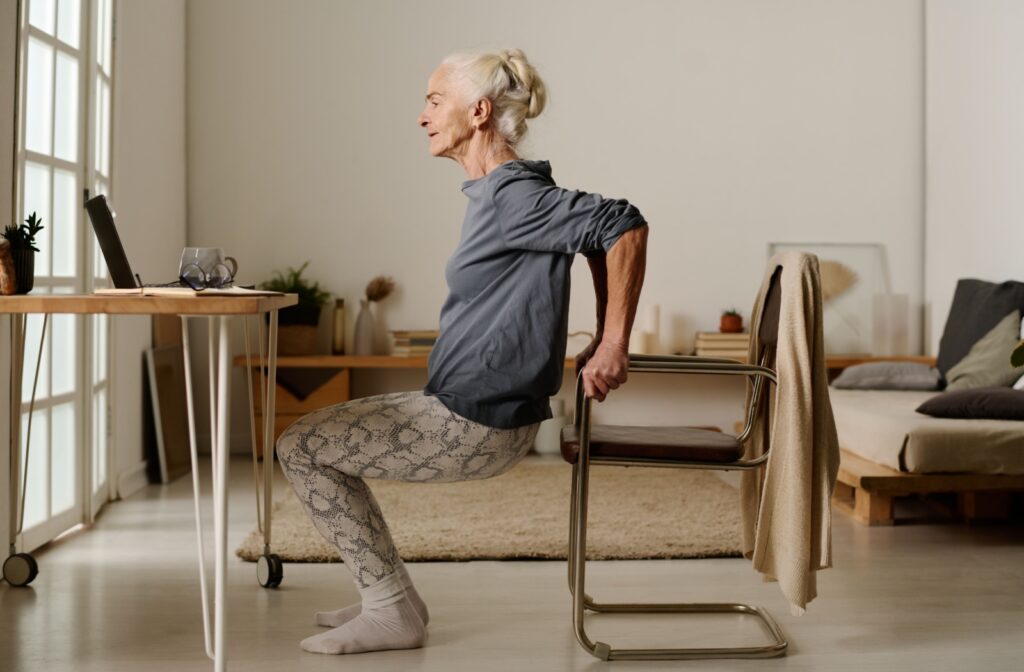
[720,308,743,334]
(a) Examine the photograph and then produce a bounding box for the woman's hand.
[581,339,629,402]
[574,335,601,378]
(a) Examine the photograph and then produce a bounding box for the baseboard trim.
[117,460,150,499]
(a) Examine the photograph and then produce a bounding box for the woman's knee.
[275,411,356,474]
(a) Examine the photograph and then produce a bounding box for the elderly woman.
[276,48,649,656]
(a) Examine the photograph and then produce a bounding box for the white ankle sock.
[300,571,426,655]
[316,560,429,628]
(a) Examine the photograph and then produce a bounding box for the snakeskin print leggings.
[275,391,540,588]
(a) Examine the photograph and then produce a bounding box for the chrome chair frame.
[567,352,788,661]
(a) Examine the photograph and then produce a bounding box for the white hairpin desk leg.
[213,315,231,672]
[7,314,23,560]
[181,316,215,661]
[252,309,284,588]
[264,310,278,546]
[3,314,30,587]
[182,314,232,672]
[3,312,47,588]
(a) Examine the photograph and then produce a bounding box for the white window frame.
[84,0,115,519]
[11,0,115,552]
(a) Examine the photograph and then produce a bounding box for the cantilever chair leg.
[567,462,600,610]
[567,454,789,661]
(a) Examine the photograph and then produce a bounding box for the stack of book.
[694,331,751,361]
[391,330,439,356]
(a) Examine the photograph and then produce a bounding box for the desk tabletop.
[0,293,298,315]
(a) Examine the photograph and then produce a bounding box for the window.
[13,0,114,552]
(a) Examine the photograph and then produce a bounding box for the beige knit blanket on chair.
[741,251,840,615]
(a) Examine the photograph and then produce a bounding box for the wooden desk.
[1,292,296,672]
[0,292,294,315]
[233,354,577,457]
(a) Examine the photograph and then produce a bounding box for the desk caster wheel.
[3,553,39,587]
[257,553,283,588]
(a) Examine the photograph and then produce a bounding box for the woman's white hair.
[441,48,547,149]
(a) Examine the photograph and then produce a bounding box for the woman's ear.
[471,97,492,129]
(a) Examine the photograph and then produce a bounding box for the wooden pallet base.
[834,449,1024,525]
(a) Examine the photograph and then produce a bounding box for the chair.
[559,267,786,661]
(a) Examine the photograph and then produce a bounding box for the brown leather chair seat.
[560,424,744,464]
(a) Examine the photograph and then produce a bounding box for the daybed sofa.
[828,279,1024,525]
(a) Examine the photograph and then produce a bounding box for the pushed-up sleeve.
[492,171,646,257]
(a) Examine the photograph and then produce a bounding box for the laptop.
[85,194,185,289]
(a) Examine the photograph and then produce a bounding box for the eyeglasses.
[179,261,235,290]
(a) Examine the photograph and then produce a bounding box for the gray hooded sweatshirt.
[424,159,647,428]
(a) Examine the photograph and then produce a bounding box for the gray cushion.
[916,387,1024,421]
[831,362,942,391]
[945,310,1022,391]
[937,279,1024,376]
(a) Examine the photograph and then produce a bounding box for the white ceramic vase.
[353,299,375,356]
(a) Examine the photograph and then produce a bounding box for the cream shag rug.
[236,461,742,562]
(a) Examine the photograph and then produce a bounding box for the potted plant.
[259,261,332,355]
[2,212,44,294]
[720,308,743,333]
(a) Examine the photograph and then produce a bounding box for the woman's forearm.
[601,225,648,349]
[586,254,608,338]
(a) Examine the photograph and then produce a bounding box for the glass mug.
[178,247,238,290]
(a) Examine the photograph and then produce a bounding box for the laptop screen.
[84,194,140,289]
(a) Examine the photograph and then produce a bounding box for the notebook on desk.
[94,286,284,297]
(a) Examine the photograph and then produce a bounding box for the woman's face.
[417,66,474,159]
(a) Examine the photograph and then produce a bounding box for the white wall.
[109,0,187,492]
[186,0,925,446]
[1,0,18,565]
[924,0,1024,353]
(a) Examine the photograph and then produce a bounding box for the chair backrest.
[735,264,783,447]
[758,265,783,350]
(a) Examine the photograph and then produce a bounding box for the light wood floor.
[2,455,1023,672]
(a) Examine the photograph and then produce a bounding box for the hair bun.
[501,48,546,119]
[440,48,547,147]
